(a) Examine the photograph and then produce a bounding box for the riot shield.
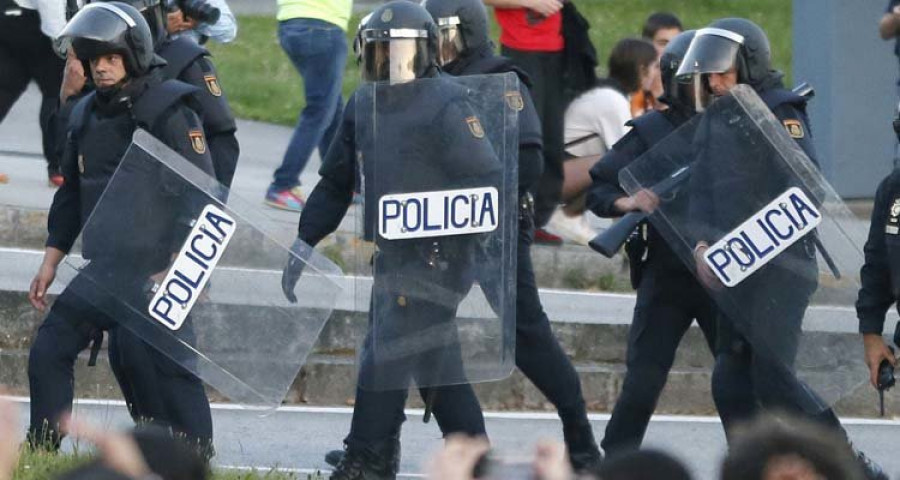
[353,73,519,391]
[618,85,869,410]
[57,130,343,408]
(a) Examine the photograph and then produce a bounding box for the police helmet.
[358,1,439,83]
[658,30,696,109]
[88,0,168,49]
[57,2,159,78]
[676,18,771,83]
[421,0,490,66]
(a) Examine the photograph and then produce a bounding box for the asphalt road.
[7,397,900,480]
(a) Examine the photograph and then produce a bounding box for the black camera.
[170,0,220,25]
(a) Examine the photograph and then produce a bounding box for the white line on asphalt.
[5,396,900,426]
[217,465,426,478]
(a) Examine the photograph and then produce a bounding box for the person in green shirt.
[265,0,352,211]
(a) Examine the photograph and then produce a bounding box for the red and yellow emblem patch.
[505,90,524,111]
[204,75,222,97]
[783,119,804,139]
[466,116,485,139]
[189,130,206,154]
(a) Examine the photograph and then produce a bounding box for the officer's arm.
[772,104,820,169]
[517,85,544,193]
[297,109,355,247]
[857,175,897,335]
[158,106,216,177]
[181,57,239,186]
[46,135,82,254]
[585,131,646,218]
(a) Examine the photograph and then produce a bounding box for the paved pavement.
[7,396,900,480]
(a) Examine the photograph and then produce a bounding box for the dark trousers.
[111,327,213,454]
[601,263,717,456]
[710,258,844,442]
[0,8,64,171]
[513,225,591,429]
[346,270,486,451]
[501,47,566,227]
[28,272,212,451]
[427,224,593,438]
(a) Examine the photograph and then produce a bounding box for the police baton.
[588,166,691,257]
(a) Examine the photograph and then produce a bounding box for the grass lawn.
[10,448,319,480]
[208,1,792,127]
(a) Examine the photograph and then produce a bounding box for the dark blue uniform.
[857,169,900,335]
[28,71,215,452]
[158,36,239,187]
[297,74,501,452]
[586,106,718,456]
[694,85,847,439]
[442,46,601,460]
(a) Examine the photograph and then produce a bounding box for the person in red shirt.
[485,0,567,244]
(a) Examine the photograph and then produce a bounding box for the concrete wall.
[793,0,897,198]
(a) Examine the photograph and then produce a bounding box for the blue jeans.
[272,18,347,191]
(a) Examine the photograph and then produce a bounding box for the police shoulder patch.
[783,119,804,139]
[887,197,900,234]
[466,116,485,139]
[505,90,524,111]
[204,75,222,97]
[189,130,206,154]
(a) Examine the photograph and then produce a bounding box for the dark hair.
[720,415,864,480]
[132,426,210,480]
[598,449,692,480]
[642,12,683,39]
[607,38,657,94]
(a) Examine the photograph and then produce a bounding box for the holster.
[624,222,648,289]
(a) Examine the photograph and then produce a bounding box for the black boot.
[329,438,401,480]
[563,422,603,475]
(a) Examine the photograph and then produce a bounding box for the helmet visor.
[361,28,430,83]
[55,3,135,58]
[675,28,744,81]
[436,16,464,66]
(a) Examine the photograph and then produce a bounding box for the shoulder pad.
[628,111,676,148]
[132,79,201,130]
[158,37,209,80]
[469,55,533,89]
[759,88,807,110]
[68,92,97,139]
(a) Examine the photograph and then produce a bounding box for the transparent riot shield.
[353,73,519,391]
[619,85,869,411]
[56,130,343,409]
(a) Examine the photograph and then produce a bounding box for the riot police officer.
[420,0,602,470]
[858,117,900,406]
[585,30,720,457]
[677,18,886,479]
[65,0,239,187]
[27,1,215,453]
[281,2,500,478]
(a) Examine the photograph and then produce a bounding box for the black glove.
[281,238,314,303]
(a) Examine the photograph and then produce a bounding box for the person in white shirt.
[547,37,657,245]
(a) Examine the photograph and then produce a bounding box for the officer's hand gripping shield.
[619,85,869,411]
[353,73,519,391]
[56,130,343,409]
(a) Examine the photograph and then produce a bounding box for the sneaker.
[545,209,596,246]
[534,228,563,246]
[264,186,305,212]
